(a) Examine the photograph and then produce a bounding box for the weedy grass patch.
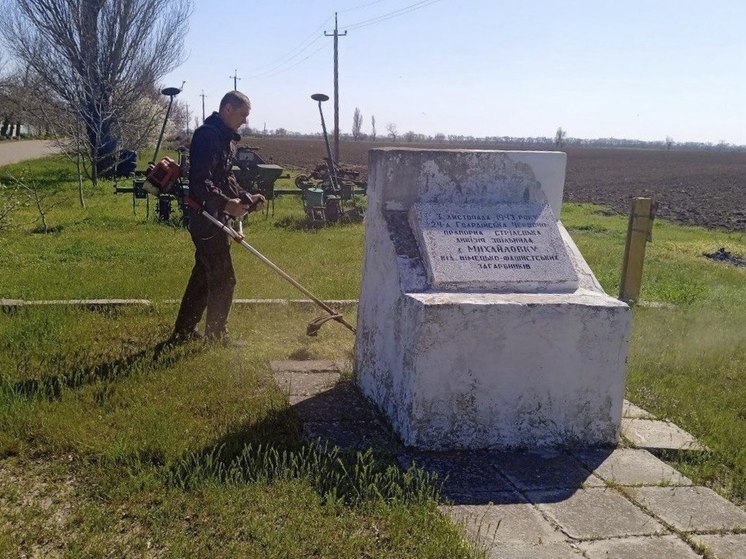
[0,304,476,558]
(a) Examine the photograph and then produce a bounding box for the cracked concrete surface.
[271,360,745,559]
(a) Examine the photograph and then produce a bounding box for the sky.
[163,0,746,145]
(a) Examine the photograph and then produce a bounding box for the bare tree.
[370,115,376,141]
[554,127,566,148]
[386,122,398,142]
[351,107,363,141]
[2,0,192,186]
[665,136,674,151]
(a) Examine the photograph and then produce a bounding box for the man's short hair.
[219,91,251,111]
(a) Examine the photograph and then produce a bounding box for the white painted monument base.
[355,149,630,449]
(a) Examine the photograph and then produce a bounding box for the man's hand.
[224,198,249,217]
[246,193,266,213]
[224,194,266,217]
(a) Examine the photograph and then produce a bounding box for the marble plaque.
[409,202,579,292]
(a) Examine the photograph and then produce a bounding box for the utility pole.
[229,69,241,90]
[200,90,206,121]
[185,104,190,134]
[325,12,347,162]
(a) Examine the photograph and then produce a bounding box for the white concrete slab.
[623,400,656,419]
[529,487,668,540]
[626,486,746,533]
[573,448,693,486]
[691,534,746,559]
[622,418,705,450]
[579,535,701,559]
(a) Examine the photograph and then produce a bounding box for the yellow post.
[619,197,656,303]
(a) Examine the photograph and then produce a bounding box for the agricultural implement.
[232,146,286,216]
[116,84,187,221]
[294,93,366,224]
[118,84,285,224]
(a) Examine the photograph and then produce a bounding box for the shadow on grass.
[8,340,206,400]
[165,404,442,507]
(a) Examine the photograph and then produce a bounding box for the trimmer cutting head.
[306,313,343,336]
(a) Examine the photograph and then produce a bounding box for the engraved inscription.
[410,202,579,292]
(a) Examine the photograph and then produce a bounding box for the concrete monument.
[355,148,630,450]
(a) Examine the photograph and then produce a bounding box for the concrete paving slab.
[494,450,605,490]
[0,299,25,309]
[269,360,339,373]
[398,451,514,503]
[288,382,378,422]
[573,448,692,486]
[622,418,705,450]
[483,542,584,558]
[626,486,746,533]
[26,299,152,307]
[579,535,702,558]
[528,487,668,540]
[691,534,746,559]
[303,419,399,453]
[623,400,656,419]
[442,495,566,546]
[274,371,339,396]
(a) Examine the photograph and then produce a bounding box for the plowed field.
[242,136,746,231]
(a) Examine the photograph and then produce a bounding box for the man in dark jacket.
[171,91,265,343]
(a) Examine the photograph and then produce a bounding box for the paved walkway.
[0,140,60,166]
[271,360,746,559]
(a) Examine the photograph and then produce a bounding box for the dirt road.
[0,140,60,166]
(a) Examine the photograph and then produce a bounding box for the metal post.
[312,94,340,192]
[619,197,657,303]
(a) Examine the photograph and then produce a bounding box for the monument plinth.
[355,148,631,450]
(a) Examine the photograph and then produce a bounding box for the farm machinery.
[118,84,285,224]
[293,93,366,224]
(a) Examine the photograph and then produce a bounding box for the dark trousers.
[173,234,236,338]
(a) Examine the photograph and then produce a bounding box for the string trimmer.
[183,196,355,336]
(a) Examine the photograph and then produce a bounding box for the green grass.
[0,155,745,555]
[0,157,475,558]
[562,203,746,504]
[0,304,475,557]
[0,155,362,301]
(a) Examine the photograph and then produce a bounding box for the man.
[170,90,265,344]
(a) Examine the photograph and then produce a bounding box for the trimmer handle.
[184,196,201,211]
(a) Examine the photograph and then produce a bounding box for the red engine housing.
[144,157,181,195]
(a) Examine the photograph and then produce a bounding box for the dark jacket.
[188,112,252,241]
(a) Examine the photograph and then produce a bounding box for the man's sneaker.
[206,334,247,348]
[168,329,204,345]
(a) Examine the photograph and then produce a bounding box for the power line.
[346,0,443,31]
[241,36,324,79]
[244,16,332,75]
[338,0,390,14]
[245,43,327,80]
[242,1,444,82]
